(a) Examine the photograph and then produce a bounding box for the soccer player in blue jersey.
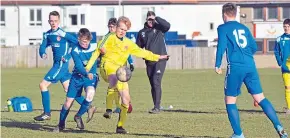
[103,17,134,116]
[53,28,99,132]
[274,18,290,115]
[34,11,95,121]
[215,3,288,138]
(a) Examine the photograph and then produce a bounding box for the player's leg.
[149,60,167,114]
[146,62,156,110]
[113,91,121,113]
[224,66,244,138]
[75,76,98,128]
[53,78,80,132]
[34,66,57,121]
[282,73,290,114]
[116,80,130,134]
[246,69,288,137]
[101,62,119,118]
[37,80,52,120]
[104,74,118,118]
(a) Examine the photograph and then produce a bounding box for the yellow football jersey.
[85,33,160,71]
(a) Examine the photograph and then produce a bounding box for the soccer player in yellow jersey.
[85,16,169,134]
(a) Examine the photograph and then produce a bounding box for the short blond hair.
[117,16,131,30]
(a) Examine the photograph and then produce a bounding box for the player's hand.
[42,54,47,59]
[88,73,94,80]
[215,67,222,74]
[159,55,169,60]
[130,64,134,72]
[100,47,106,54]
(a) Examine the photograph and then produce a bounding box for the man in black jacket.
[136,11,170,114]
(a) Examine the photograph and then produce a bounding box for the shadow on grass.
[1,119,221,138]
[163,109,224,114]
[1,119,53,131]
[43,126,220,138]
[163,109,285,115]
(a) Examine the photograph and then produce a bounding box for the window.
[141,7,155,24]
[253,7,263,20]
[1,38,6,46]
[29,9,42,26]
[210,23,214,31]
[28,38,42,46]
[69,14,77,25]
[267,39,276,52]
[81,14,85,25]
[267,7,278,20]
[255,39,264,53]
[282,7,290,19]
[106,7,115,22]
[1,9,5,26]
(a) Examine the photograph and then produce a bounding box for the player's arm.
[155,17,171,33]
[39,33,49,58]
[274,38,282,66]
[85,35,111,72]
[127,55,134,65]
[62,44,74,62]
[136,31,145,48]
[215,26,227,69]
[71,49,88,77]
[64,32,78,45]
[128,40,161,61]
[127,55,134,71]
[85,49,100,72]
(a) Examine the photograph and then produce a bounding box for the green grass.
[1,68,290,138]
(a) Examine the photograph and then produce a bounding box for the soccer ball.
[116,66,132,82]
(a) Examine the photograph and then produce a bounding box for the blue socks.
[59,105,69,126]
[75,96,85,105]
[259,98,282,129]
[76,100,91,117]
[41,91,50,114]
[226,104,242,136]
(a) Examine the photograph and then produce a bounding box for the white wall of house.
[0,4,235,46]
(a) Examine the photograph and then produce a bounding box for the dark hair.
[108,17,117,26]
[49,11,60,19]
[78,28,92,40]
[222,3,237,17]
[147,11,156,17]
[283,18,290,26]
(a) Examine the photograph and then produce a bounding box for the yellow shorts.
[100,61,129,91]
[283,61,290,86]
[100,62,119,83]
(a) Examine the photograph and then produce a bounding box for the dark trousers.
[146,60,167,109]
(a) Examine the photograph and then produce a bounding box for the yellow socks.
[106,88,115,110]
[117,103,129,127]
[114,92,121,108]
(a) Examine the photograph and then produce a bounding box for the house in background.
[239,0,290,54]
[0,0,230,47]
[0,0,289,51]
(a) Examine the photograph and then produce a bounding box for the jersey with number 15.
[215,21,258,68]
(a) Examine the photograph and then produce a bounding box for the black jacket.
[136,17,170,58]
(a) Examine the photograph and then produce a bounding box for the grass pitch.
[1,68,289,138]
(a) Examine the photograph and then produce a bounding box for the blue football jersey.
[39,27,78,62]
[215,21,257,68]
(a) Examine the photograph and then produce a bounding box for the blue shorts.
[44,61,71,84]
[224,65,263,97]
[66,74,99,98]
